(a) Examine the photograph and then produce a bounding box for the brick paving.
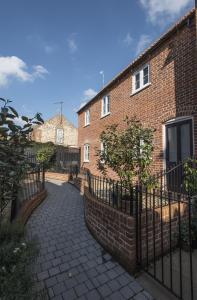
[27,179,153,300]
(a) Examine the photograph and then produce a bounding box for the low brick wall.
[18,189,47,225]
[45,172,70,182]
[84,185,189,273]
[84,187,137,273]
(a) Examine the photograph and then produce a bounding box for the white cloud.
[140,0,192,24]
[75,88,97,112]
[67,33,78,53]
[83,88,97,99]
[32,65,48,79]
[136,34,152,55]
[123,33,133,46]
[0,56,48,87]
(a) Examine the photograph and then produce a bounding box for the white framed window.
[85,110,90,126]
[100,142,107,163]
[56,128,64,144]
[132,64,150,94]
[84,144,90,162]
[101,95,110,117]
[139,139,144,155]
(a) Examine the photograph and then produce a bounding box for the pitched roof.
[77,8,195,114]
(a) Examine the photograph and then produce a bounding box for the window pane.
[87,110,90,124]
[135,73,140,90]
[103,97,106,115]
[168,126,177,162]
[87,145,90,160]
[84,144,90,161]
[107,96,110,113]
[181,123,191,160]
[143,66,149,85]
[56,128,64,144]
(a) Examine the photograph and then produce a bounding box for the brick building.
[32,114,78,147]
[77,9,197,177]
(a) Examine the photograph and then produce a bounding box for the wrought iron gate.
[136,163,196,300]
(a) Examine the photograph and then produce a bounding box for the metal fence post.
[135,184,139,267]
[10,183,18,222]
[42,165,45,189]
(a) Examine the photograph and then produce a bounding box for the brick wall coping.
[18,189,47,225]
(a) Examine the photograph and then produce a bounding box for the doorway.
[165,118,193,191]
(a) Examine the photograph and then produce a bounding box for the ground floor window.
[84,144,90,162]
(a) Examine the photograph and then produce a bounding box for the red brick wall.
[18,189,47,225]
[84,187,137,272]
[78,14,197,178]
[84,186,188,272]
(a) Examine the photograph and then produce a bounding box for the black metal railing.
[87,173,137,215]
[86,162,197,300]
[11,164,45,221]
[0,164,45,222]
[137,186,195,300]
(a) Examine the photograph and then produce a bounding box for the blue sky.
[0,0,194,126]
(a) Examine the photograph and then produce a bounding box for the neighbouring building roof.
[77,8,195,114]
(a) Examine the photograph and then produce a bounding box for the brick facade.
[78,10,197,178]
[32,115,78,147]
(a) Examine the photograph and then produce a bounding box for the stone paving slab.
[27,179,153,300]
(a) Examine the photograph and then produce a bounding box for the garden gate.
[136,163,196,300]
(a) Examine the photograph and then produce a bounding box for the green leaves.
[96,116,155,185]
[8,106,19,117]
[21,116,29,122]
[35,113,44,124]
[0,98,45,211]
[184,158,197,195]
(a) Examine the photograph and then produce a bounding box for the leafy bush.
[96,116,155,186]
[0,222,46,300]
[0,98,44,220]
[32,142,56,169]
[184,158,197,196]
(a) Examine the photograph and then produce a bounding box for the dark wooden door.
[166,119,193,191]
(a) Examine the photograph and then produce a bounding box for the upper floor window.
[84,144,90,162]
[85,110,90,126]
[132,64,150,94]
[56,128,64,144]
[102,95,110,117]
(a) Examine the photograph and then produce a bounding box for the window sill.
[83,160,90,163]
[100,112,111,119]
[84,124,90,128]
[131,82,151,96]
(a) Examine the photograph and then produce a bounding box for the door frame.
[162,116,194,170]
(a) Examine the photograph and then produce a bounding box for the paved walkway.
[27,180,153,300]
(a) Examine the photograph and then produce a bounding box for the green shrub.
[0,98,44,220]
[0,222,46,300]
[35,143,56,169]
